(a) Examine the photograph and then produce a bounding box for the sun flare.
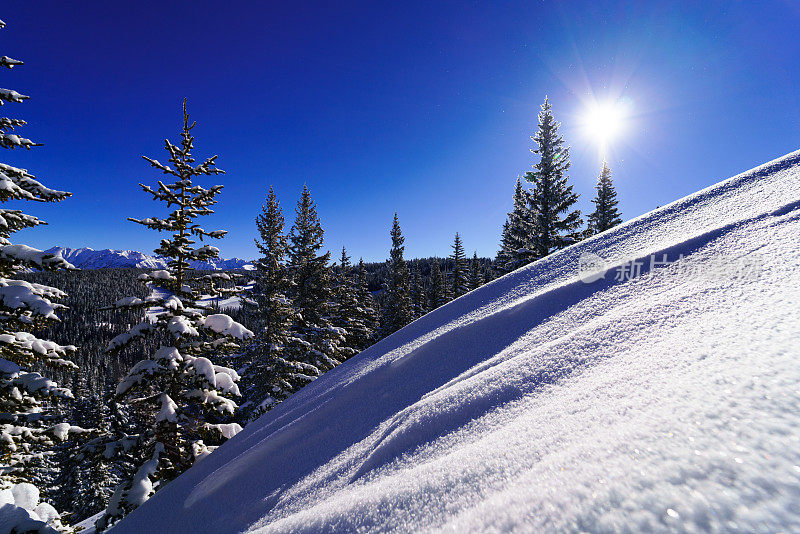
[582,101,627,146]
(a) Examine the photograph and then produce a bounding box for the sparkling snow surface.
[114,152,800,533]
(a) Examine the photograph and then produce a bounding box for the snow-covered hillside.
[113,151,800,533]
[45,247,254,271]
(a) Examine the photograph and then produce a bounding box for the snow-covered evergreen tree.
[96,100,252,531]
[329,247,361,360]
[380,213,412,336]
[53,379,117,524]
[0,23,86,532]
[469,252,483,291]
[586,161,622,235]
[238,186,317,421]
[428,258,447,311]
[449,233,468,298]
[410,260,426,319]
[496,176,536,274]
[526,97,582,256]
[286,185,345,372]
[354,259,378,351]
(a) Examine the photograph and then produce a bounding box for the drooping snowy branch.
[0,19,77,508]
[97,101,250,531]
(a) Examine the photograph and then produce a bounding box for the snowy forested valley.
[1,9,799,534]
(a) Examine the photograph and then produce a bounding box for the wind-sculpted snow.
[114,150,800,533]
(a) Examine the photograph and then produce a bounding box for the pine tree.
[428,258,447,311]
[380,213,413,335]
[526,96,582,256]
[329,247,362,359]
[449,233,468,298]
[0,22,84,531]
[354,259,378,351]
[410,260,426,319]
[68,382,138,525]
[96,100,253,531]
[54,383,117,524]
[496,219,511,271]
[238,187,317,421]
[286,185,344,372]
[496,176,536,274]
[469,252,483,291]
[587,161,622,235]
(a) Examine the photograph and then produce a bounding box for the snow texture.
[0,483,60,534]
[203,314,254,339]
[113,150,800,533]
[155,394,179,423]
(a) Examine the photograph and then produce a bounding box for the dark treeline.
[20,268,152,392]
[16,254,495,401]
[359,256,494,295]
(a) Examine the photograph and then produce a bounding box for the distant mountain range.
[45,247,255,271]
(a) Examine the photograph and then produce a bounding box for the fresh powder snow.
[112,150,800,532]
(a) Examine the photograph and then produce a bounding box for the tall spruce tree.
[286,185,345,372]
[496,176,536,274]
[329,247,362,360]
[410,260,426,319]
[96,101,253,531]
[428,258,448,311]
[0,19,83,533]
[238,187,317,421]
[526,96,582,256]
[354,259,378,351]
[449,233,468,298]
[469,252,483,291]
[380,213,412,335]
[587,161,622,235]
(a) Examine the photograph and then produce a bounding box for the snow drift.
[113,151,800,533]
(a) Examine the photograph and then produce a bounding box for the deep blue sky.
[3,1,799,261]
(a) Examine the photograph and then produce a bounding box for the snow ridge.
[43,247,254,271]
[113,150,800,533]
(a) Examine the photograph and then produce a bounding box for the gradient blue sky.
[3,1,799,261]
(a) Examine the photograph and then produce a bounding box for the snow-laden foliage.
[95,101,252,531]
[0,22,80,528]
[0,482,67,533]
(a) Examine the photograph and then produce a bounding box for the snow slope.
[45,247,254,271]
[113,151,800,533]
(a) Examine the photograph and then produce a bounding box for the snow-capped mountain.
[113,150,800,533]
[44,247,254,271]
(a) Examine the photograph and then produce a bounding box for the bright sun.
[582,101,626,146]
